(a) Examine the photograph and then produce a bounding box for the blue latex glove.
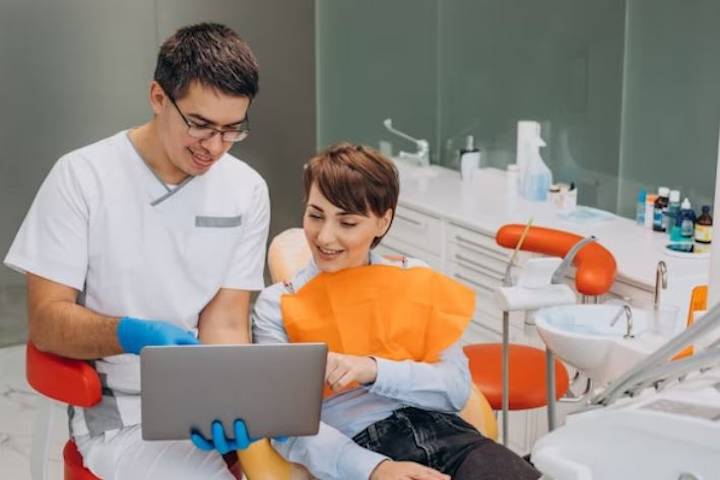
[191,419,257,454]
[191,420,288,454]
[116,316,199,355]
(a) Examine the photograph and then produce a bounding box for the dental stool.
[261,228,498,448]
[26,342,102,480]
[26,344,245,480]
[462,224,617,446]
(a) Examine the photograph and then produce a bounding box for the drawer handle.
[454,254,506,278]
[454,273,496,293]
[396,213,424,227]
[455,236,509,258]
[455,259,505,282]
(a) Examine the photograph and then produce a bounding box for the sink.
[535,305,681,386]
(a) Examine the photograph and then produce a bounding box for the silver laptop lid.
[141,343,327,441]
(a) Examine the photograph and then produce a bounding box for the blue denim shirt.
[251,253,471,480]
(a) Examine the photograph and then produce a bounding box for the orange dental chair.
[463,224,617,446]
[235,228,499,480]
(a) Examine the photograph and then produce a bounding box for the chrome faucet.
[610,304,634,339]
[654,261,668,309]
[383,118,430,166]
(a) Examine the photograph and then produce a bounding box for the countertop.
[395,162,710,313]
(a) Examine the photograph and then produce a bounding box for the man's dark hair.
[154,23,259,100]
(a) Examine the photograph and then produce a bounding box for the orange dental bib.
[281,265,475,395]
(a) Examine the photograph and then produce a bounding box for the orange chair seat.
[463,344,569,410]
[64,439,100,480]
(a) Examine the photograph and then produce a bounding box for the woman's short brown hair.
[304,143,399,248]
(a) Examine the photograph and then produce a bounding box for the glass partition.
[316,0,720,217]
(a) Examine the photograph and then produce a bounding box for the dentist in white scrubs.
[4,23,269,479]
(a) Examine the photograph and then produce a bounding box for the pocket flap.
[195,215,243,228]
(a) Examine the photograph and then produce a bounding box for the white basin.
[535,305,681,386]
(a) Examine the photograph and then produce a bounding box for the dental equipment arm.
[383,118,429,166]
[551,236,596,285]
[592,300,720,406]
[502,218,534,286]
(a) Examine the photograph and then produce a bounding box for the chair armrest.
[26,343,102,407]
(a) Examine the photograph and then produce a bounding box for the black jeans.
[352,407,540,480]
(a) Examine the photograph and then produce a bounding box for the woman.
[252,143,540,480]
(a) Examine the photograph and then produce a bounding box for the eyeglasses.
[168,95,250,143]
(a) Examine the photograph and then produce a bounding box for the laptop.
[140,343,327,441]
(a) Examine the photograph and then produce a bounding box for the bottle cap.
[646,193,658,203]
[702,205,711,213]
[681,198,692,209]
[669,190,680,202]
[658,187,670,197]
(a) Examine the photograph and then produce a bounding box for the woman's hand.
[325,352,378,392]
[369,460,450,480]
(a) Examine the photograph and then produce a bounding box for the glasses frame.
[167,94,250,143]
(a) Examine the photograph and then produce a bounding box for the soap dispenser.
[517,121,552,201]
[459,135,480,181]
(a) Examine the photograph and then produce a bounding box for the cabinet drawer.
[462,320,501,344]
[447,223,510,263]
[386,205,443,255]
[447,260,504,295]
[447,240,513,281]
[375,238,442,271]
[607,276,653,306]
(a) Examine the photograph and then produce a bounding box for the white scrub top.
[4,130,270,437]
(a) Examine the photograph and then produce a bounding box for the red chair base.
[64,439,100,480]
[463,343,570,410]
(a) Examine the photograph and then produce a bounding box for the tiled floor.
[0,345,66,480]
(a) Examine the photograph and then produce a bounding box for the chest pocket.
[186,214,245,285]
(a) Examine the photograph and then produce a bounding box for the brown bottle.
[695,205,713,244]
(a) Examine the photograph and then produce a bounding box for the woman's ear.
[377,209,394,237]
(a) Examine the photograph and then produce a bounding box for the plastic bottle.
[517,123,551,201]
[666,189,681,237]
[695,205,713,245]
[459,135,480,182]
[678,198,696,241]
[653,187,669,232]
[644,193,657,230]
[636,190,646,225]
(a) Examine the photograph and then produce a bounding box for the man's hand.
[191,419,257,454]
[325,352,378,392]
[370,460,450,480]
[116,316,199,355]
[190,419,286,455]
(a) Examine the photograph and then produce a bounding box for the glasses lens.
[222,129,249,143]
[187,126,215,140]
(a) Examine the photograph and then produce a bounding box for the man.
[4,23,268,479]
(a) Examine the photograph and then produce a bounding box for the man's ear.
[149,81,167,115]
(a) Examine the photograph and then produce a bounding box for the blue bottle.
[678,198,696,241]
[636,190,646,225]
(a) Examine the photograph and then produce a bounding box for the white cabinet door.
[387,204,444,255]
